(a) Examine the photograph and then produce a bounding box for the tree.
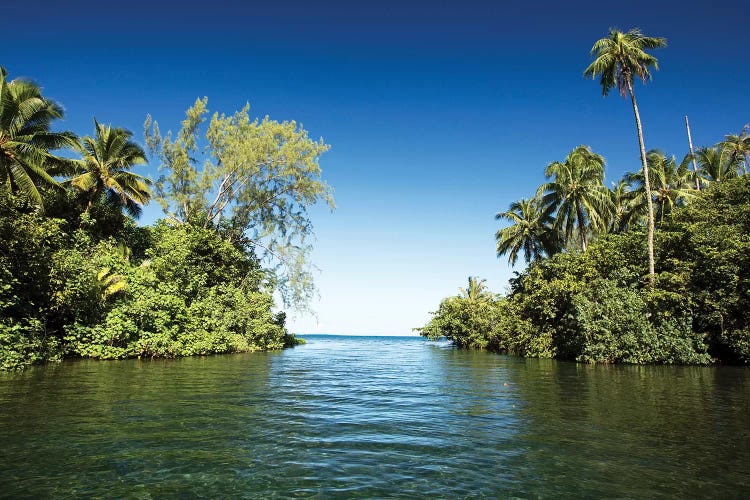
[694,145,741,185]
[69,119,151,218]
[0,67,76,209]
[607,178,637,233]
[538,145,611,251]
[144,98,334,309]
[626,150,696,225]
[495,196,559,266]
[722,126,750,176]
[460,276,493,301]
[584,28,667,281]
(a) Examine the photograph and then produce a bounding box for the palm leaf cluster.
[69,120,151,218]
[0,66,151,216]
[495,141,747,268]
[0,68,76,207]
[694,128,749,184]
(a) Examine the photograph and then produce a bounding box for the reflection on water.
[0,335,748,497]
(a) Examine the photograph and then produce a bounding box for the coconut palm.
[694,145,741,186]
[607,178,637,233]
[0,67,76,209]
[584,28,667,280]
[69,119,151,218]
[496,196,559,267]
[626,150,697,225]
[538,145,611,251]
[722,127,750,175]
[459,277,492,301]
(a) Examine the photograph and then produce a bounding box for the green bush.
[0,192,297,370]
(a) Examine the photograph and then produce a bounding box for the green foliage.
[65,224,293,360]
[572,280,709,364]
[538,145,610,251]
[145,98,334,310]
[625,150,697,225]
[416,293,503,350]
[0,67,77,210]
[424,177,750,365]
[495,196,559,266]
[0,191,299,370]
[0,69,320,370]
[583,28,667,98]
[68,119,151,218]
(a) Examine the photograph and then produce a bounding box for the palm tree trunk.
[577,205,587,252]
[627,79,656,282]
[684,115,700,190]
[660,199,664,224]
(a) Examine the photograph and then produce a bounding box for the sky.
[2,0,748,335]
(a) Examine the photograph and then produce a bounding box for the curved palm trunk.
[627,79,656,281]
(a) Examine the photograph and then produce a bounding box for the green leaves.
[0,67,77,210]
[145,98,333,310]
[495,196,559,266]
[584,28,667,97]
[69,119,151,218]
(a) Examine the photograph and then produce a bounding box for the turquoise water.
[1,335,748,497]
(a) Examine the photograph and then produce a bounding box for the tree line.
[497,29,749,269]
[0,67,332,370]
[418,29,750,365]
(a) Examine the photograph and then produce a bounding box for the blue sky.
[2,1,747,334]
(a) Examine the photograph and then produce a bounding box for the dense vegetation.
[419,177,750,364]
[418,29,750,365]
[0,67,331,370]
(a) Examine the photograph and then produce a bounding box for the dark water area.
[1,335,748,498]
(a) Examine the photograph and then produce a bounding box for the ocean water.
[0,334,748,497]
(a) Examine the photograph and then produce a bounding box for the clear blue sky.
[2,1,747,334]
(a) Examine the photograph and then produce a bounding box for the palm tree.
[538,145,611,252]
[722,126,750,175]
[459,276,492,301]
[584,28,667,280]
[69,119,151,218]
[626,150,696,225]
[607,178,637,233]
[496,196,559,266]
[694,145,741,186]
[0,67,76,209]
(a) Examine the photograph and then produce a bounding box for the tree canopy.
[145,98,334,310]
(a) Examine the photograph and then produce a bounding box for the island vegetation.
[418,28,750,365]
[0,67,332,370]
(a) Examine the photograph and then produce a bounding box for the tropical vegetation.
[420,28,750,365]
[0,66,330,370]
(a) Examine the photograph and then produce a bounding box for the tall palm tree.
[584,28,667,280]
[626,150,696,225]
[496,196,559,266]
[694,145,741,186]
[722,126,750,175]
[538,145,611,252]
[69,119,151,218]
[0,67,76,209]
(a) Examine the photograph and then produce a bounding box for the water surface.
[1,335,748,497]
